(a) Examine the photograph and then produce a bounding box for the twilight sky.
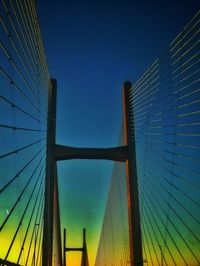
[36,1,200,265]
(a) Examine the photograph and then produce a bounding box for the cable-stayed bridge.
[0,1,200,265]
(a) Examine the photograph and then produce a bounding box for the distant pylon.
[63,228,89,266]
[81,229,89,266]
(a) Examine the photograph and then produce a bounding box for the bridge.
[0,1,200,266]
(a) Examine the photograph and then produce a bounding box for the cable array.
[133,11,200,265]
[0,0,49,265]
[95,10,200,266]
[95,129,130,266]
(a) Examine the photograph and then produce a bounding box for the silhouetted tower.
[63,228,89,266]
[43,80,143,266]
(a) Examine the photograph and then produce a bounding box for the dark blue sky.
[37,0,199,147]
[36,1,199,265]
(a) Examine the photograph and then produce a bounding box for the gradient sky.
[36,1,200,265]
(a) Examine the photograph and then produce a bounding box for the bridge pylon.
[43,80,143,266]
[63,228,89,266]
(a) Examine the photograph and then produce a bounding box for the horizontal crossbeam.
[54,144,128,162]
[65,247,84,252]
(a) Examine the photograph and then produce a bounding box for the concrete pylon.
[43,80,143,266]
[63,228,89,266]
